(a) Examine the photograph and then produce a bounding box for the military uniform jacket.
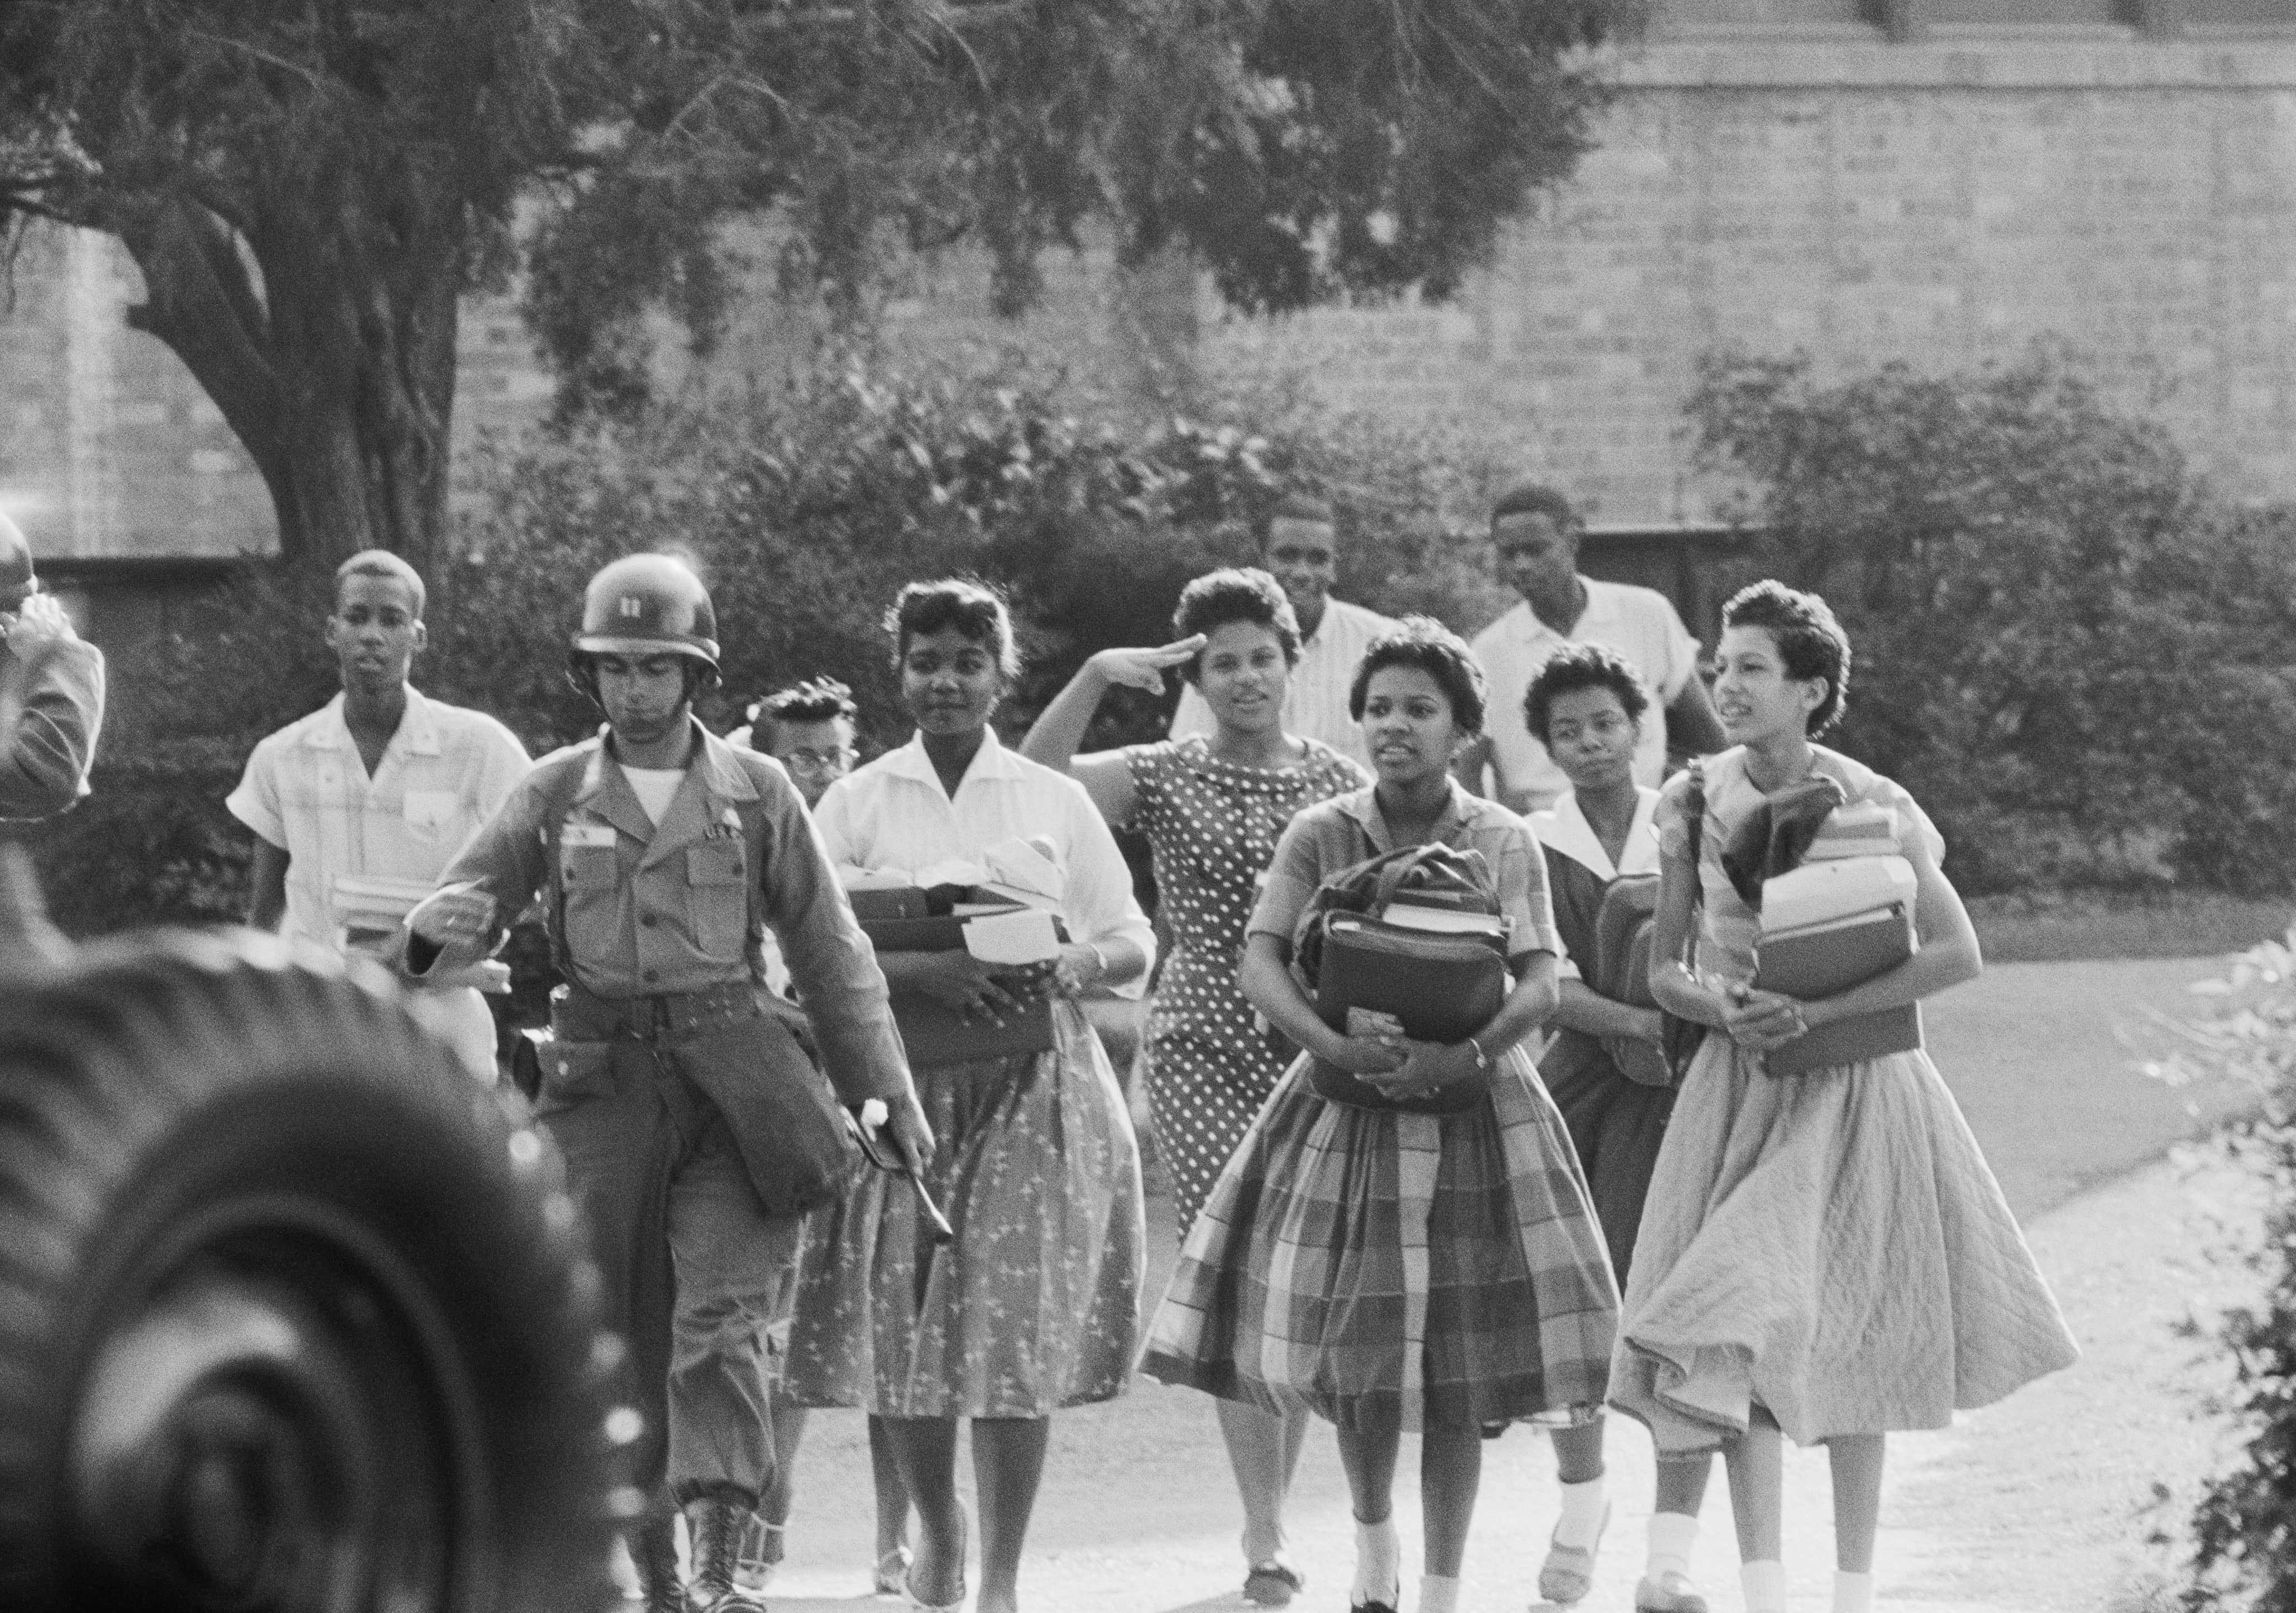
[431,719,910,1108]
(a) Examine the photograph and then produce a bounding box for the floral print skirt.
[784,1002,1145,1418]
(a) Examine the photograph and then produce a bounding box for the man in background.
[1170,492,1397,768]
[227,549,530,1079]
[736,677,859,811]
[0,509,104,821]
[1466,486,1724,813]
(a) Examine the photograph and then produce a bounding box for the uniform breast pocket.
[559,843,621,932]
[685,841,749,960]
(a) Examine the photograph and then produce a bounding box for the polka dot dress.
[1125,735,1368,1241]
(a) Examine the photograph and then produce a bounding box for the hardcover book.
[1309,915,1509,1113]
[1753,902,1922,1076]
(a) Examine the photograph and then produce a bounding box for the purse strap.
[1677,757,1707,966]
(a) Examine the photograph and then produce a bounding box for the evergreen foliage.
[1690,348,2296,897]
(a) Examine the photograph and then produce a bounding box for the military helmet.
[573,554,719,667]
[0,509,36,611]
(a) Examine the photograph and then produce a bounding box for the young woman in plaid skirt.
[1142,620,1621,1613]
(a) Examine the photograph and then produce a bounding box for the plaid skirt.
[1140,1046,1619,1432]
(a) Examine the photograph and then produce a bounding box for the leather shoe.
[1635,1569,1710,1612]
[1536,1502,1610,1605]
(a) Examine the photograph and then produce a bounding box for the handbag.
[1586,761,1708,1088]
[1587,874,1675,1088]
[1293,843,1513,1115]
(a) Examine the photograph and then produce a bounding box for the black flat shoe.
[1244,1562,1305,1607]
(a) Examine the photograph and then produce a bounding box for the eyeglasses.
[779,748,854,773]
[1268,544,1335,566]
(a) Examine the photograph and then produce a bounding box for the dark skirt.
[1541,1029,1676,1291]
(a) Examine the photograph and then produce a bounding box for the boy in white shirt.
[227,550,530,1079]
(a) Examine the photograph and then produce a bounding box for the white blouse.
[814,729,1156,1000]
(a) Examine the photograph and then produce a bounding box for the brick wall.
[1187,35,2296,521]
[10,31,2296,561]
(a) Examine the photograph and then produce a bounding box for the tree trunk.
[114,192,463,572]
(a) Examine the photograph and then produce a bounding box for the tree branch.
[734,0,1031,39]
[109,198,291,497]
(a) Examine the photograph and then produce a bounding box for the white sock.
[1553,1475,1606,1550]
[1741,1559,1788,1613]
[1835,1569,1875,1613]
[1352,1515,1400,1605]
[1417,1572,1461,1613]
[1646,1510,1698,1579]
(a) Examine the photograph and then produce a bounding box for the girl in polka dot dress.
[1022,567,1366,1606]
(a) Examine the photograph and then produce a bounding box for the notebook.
[1753,901,1922,1076]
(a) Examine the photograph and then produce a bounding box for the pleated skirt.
[1140,1046,1619,1432]
[1608,1033,2080,1454]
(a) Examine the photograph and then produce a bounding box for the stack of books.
[1754,855,1922,1076]
[1307,893,1511,1113]
[849,886,1064,1066]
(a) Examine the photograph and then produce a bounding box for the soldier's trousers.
[538,995,806,1515]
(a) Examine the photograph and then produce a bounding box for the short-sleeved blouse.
[1122,736,1367,964]
[1249,781,1562,963]
[1656,744,1944,988]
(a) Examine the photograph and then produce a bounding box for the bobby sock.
[1835,1569,1875,1613]
[1742,1559,1788,1613]
[1417,1572,1461,1613]
[1352,1515,1400,1605]
[1646,1510,1699,1580]
[1553,1475,1607,1551]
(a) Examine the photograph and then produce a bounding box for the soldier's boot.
[629,1518,685,1613]
[685,1495,771,1612]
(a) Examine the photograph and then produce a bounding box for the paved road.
[742,958,2262,1612]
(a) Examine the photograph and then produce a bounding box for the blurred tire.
[0,931,628,1612]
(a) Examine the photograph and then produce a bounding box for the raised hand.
[1087,635,1207,693]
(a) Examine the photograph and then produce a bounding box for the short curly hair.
[1523,643,1651,745]
[886,578,1021,681]
[1173,567,1301,684]
[1347,616,1490,735]
[749,676,857,731]
[1721,578,1852,735]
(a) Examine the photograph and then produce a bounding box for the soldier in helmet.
[404,553,931,1613]
[0,509,105,820]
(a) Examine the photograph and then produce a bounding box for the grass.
[1968,888,2294,964]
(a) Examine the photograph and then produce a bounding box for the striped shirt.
[1249,780,1561,963]
[1171,596,1399,769]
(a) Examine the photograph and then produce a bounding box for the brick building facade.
[6,9,2295,567]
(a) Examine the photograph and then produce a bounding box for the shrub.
[1691,347,2296,898]
[2159,931,2296,1608]
[32,347,1509,934]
